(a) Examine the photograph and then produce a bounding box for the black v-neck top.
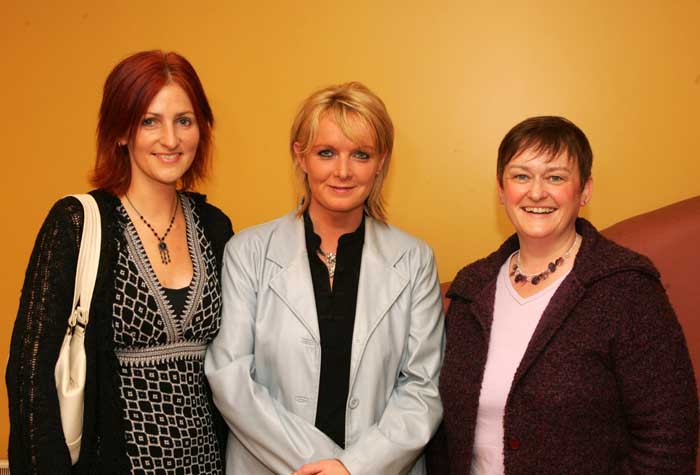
[163,286,188,318]
[303,211,365,448]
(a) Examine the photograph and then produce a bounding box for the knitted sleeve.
[613,271,699,474]
[6,197,84,474]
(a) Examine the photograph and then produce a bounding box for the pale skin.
[118,83,200,289]
[498,147,592,298]
[291,115,385,475]
[294,115,385,288]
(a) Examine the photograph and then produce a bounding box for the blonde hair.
[289,81,394,222]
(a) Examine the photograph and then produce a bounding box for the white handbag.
[54,194,101,465]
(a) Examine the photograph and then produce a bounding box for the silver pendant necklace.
[317,249,337,278]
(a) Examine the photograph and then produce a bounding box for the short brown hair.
[497,116,592,189]
[91,50,214,194]
[289,82,394,222]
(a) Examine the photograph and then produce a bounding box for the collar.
[303,210,366,255]
[448,217,660,302]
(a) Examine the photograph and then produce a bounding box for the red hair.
[91,50,214,194]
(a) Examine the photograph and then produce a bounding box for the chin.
[516,225,556,239]
[319,202,364,215]
[151,176,183,188]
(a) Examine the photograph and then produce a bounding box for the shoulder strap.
[69,194,102,328]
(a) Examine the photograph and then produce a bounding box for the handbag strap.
[68,194,102,329]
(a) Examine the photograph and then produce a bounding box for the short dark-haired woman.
[427,116,698,474]
[6,50,233,474]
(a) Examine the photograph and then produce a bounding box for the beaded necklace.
[125,193,179,265]
[511,234,580,285]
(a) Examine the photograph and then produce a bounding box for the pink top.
[471,254,569,475]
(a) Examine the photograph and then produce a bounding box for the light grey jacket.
[205,211,445,475]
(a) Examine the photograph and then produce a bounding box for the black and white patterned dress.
[112,194,223,475]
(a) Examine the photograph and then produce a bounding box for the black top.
[6,189,233,475]
[114,195,224,474]
[304,211,365,448]
[163,286,189,318]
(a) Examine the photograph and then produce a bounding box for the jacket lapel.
[268,212,321,342]
[350,219,409,380]
[512,277,586,390]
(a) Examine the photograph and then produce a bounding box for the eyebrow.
[311,143,376,151]
[144,111,195,117]
[507,164,572,173]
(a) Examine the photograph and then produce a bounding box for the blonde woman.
[206,82,445,475]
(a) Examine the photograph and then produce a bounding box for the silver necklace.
[511,235,580,285]
[317,249,337,278]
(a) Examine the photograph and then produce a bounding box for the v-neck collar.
[500,252,570,306]
[120,194,206,341]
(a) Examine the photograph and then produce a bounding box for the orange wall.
[2,0,699,458]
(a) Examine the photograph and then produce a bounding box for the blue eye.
[548,175,564,183]
[177,117,193,126]
[317,149,334,158]
[142,117,156,126]
[513,174,529,182]
[353,151,370,160]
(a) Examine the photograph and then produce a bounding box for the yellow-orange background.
[2,0,699,458]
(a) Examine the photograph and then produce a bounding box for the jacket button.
[348,398,359,409]
[508,437,521,450]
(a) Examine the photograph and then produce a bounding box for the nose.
[334,156,352,180]
[528,177,547,201]
[160,123,179,149]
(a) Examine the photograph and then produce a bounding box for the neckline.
[120,194,205,340]
[500,253,570,305]
[303,209,366,250]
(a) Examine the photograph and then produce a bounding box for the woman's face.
[126,83,199,191]
[295,115,384,221]
[498,147,592,246]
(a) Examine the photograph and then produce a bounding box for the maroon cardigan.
[426,218,698,474]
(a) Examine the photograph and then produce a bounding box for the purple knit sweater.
[426,218,699,474]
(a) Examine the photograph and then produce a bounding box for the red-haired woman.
[6,50,233,474]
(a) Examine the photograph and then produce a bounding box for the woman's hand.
[294,459,350,475]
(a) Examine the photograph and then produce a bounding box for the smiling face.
[125,83,200,191]
[498,147,592,248]
[294,115,384,223]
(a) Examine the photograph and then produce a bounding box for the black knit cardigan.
[6,189,233,474]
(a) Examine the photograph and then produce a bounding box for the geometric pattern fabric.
[112,195,223,474]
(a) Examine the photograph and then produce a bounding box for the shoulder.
[574,219,660,286]
[448,234,517,300]
[183,191,233,242]
[38,194,92,242]
[583,263,669,322]
[25,194,97,278]
[368,219,434,259]
[365,220,442,288]
[226,212,295,252]
[48,194,85,219]
[183,192,233,229]
[572,224,677,329]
